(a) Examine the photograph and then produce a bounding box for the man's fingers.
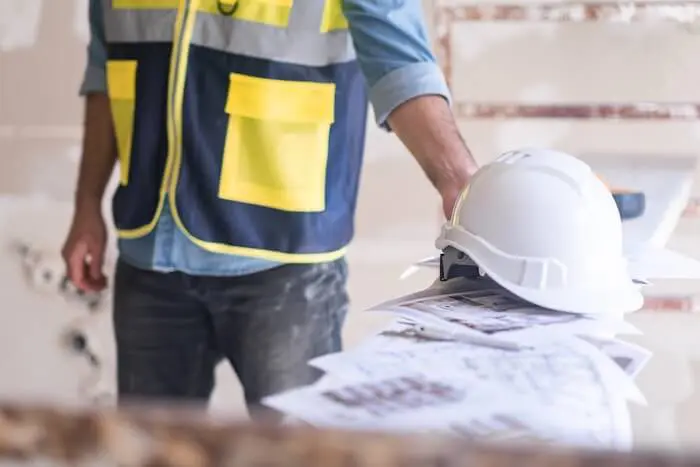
[83,265,107,292]
[88,246,105,281]
[66,241,89,290]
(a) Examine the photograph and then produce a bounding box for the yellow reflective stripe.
[112,0,179,8]
[226,74,335,123]
[106,60,138,186]
[116,0,188,238]
[105,61,137,98]
[182,233,348,262]
[197,0,292,27]
[118,215,349,262]
[116,205,164,238]
[209,0,292,8]
[165,0,191,198]
[163,0,196,239]
[320,0,348,32]
[145,220,348,262]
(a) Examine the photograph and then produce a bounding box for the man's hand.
[387,95,478,220]
[62,203,108,292]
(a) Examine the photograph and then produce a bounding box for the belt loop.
[217,0,239,15]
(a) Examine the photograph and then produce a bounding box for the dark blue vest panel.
[174,45,368,254]
[108,43,170,231]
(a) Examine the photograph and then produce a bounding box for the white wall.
[435,0,700,448]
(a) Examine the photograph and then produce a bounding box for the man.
[62,0,478,411]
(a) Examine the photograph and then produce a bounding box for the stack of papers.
[263,275,653,450]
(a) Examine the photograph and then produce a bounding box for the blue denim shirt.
[81,0,450,276]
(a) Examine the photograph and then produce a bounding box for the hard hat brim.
[484,269,645,315]
[437,228,645,315]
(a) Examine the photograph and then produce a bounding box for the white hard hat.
[435,148,644,315]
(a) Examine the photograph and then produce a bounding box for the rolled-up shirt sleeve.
[342,0,451,128]
[79,0,108,95]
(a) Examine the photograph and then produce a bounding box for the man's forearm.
[388,95,478,198]
[75,93,117,212]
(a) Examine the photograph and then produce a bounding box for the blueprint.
[264,271,651,451]
[270,337,634,448]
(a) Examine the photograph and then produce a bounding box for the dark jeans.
[112,258,348,414]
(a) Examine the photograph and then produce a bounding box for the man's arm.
[77,0,117,213]
[388,97,477,218]
[62,0,113,291]
[342,0,477,217]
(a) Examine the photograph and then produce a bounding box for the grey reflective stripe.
[287,0,324,31]
[191,13,355,66]
[103,9,177,43]
[101,0,355,65]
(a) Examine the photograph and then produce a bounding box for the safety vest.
[103,0,368,263]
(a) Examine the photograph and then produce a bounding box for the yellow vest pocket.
[219,74,335,213]
[112,0,179,9]
[320,0,348,32]
[198,0,293,28]
[106,60,138,186]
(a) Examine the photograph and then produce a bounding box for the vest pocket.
[106,60,138,187]
[198,0,293,28]
[219,73,335,213]
[320,0,348,32]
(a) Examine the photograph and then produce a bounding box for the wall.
[433,0,700,449]
[1,0,700,451]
